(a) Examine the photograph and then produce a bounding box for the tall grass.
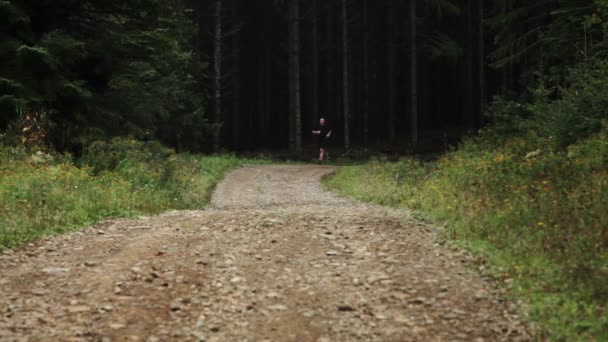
[326,132,608,340]
[0,138,269,249]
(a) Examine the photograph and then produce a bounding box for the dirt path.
[0,165,530,341]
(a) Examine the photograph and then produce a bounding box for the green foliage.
[429,33,463,59]
[0,0,208,150]
[0,139,270,250]
[485,58,608,148]
[327,132,608,340]
[409,12,608,333]
[327,130,608,341]
[535,60,608,147]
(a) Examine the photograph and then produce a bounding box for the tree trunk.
[311,0,320,132]
[212,0,223,152]
[464,0,474,130]
[387,1,396,142]
[478,0,485,128]
[256,3,267,146]
[410,0,418,146]
[231,0,240,149]
[362,0,369,146]
[326,3,336,126]
[342,0,350,150]
[288,0,302,152]
[501,0,511,94]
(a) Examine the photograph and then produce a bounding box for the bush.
[326,131,608,340]
[485,59,608,149]
[533,60,608,147]
[0,139,269,249]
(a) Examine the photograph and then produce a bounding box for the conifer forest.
[1,1,608,340]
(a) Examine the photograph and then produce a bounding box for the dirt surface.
[0,165,531,341]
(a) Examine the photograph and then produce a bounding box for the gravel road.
[0,165,530,341]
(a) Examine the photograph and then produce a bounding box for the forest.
[1,0,608,340]
[2,0,604,153]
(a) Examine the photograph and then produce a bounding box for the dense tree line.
[0,0,207,151]
[1,0,607,153]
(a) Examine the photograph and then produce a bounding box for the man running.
[312,117,332,162]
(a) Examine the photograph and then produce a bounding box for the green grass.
[0,138,271,250]
[325,132,608,341]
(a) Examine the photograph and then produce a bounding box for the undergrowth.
[326,59,608,341]
[0,138,269,249]
[326,131,608,340]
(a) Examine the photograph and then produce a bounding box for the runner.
[312,117,332,162]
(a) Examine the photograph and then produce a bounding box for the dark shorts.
[318,139,327,149]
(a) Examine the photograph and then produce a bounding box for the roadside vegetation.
[326,60,608,341]
[0,138,269,250]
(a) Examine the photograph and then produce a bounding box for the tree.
[479,0,486,119]
[410,0,418,146]
[231,0,241,149]
[362,0,370,146]
[0,0,208,150]
[311,0,320,131]
[288,0,302,152]
[342,0,350,150]
[387,1,397,143]
[212,0,224,151]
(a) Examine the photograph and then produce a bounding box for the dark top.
[316,125,331,147]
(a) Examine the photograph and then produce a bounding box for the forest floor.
[0,165,531,341]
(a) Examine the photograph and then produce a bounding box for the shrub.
[327,131,608,340]
[0,139,269,249]
[484,59,608,149]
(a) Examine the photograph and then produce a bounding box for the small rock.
[453,309,467,316]
[68,305,91,313]
[302,310,315,318]
[326,250,340,256]
[268,304,288,311]
[375,313,387,320]
[84,261,99,267]
[109,323,126,330]
[337,305,355,312]
[190,331,206,341]
[391,292,409,300]
[42,267,70,274]
[367,274,390,284]
[409,297,426,305]
[31,289,48,296]
[394,315,411,324]
[170,302,181,311]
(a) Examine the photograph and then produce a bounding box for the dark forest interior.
[0,1,604,154]
[2,2,608,339]
[179,0,490,152]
